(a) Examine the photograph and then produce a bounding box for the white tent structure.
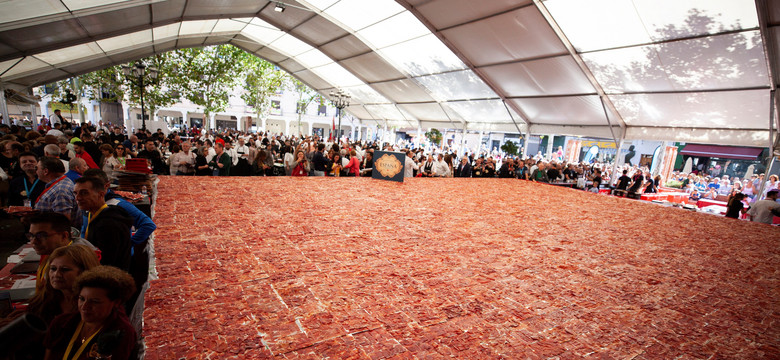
[0,0,777,151]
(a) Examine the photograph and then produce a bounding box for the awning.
[680,144,764,160]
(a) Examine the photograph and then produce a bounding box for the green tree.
[44,52,180,126]
[240,53,288,132]
[500,140,518,156]
[425,128,443,146]
[120,53,181,121]
[169,45,245,130]
[289,78,323,136]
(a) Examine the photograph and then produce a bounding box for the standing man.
[9,152,44,206]
[34,157,80,228]
[312,143,327,176]
[209,141,232,176]
[171,141,196,175]
[404,150,419,178]
[72,141,99,169]
[137,139,167,174]
[73,176,132,271]
[80,132,102,164]
[50,109,66,126]
[234,137,251,176]
[433,153,450,177]
[455,157,472,178]
[747,189,779,224]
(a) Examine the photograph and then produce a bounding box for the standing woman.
[444,154,454,178]
[343,150,360,177]
[44,266,136,360]
[725,192,748,219]
[764,174,779,196]
[99,144,120,181]
[743,177,755,200]
[291,150,310,177]
[330,153,343,177]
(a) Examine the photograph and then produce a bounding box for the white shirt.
[205,147,216,163]
[404,156,419,178]
[226,148,239,166]
[284,152,295,170]
[747,199,779,224]
[235,145,250,160]
[433,159,450,177]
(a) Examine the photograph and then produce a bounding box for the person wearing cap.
[747,189,779,224]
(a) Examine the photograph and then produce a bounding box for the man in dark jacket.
[74,176,132,271]
[312,143,328,176]
[137,139,167,174]
[455,157,472,177]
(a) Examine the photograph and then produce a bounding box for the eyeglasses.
[25,231,53,241]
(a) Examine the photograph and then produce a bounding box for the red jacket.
[344,157,360,175]
[77,151,99,169]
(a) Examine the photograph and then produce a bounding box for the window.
[270,100,282,115]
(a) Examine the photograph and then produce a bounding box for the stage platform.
[144,177,779,359]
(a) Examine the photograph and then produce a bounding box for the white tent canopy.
[0,0,777,147]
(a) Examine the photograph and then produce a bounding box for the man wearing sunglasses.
[27,212,97,292]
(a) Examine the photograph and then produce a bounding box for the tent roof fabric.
[680,144,765,160]
[0,0,777,147]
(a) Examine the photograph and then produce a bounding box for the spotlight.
[274,2,285,12]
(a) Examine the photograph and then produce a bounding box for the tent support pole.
[0,84,8,126]
[523,127,531,159]
[756,89,776,200]
[611,135,625,185]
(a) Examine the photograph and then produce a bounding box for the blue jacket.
[81,190,156,253]
[65,170,81,182]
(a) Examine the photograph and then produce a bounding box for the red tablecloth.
[697,199,728,208]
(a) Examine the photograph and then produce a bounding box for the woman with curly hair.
[0,245,100,359]
[44,266,137,360]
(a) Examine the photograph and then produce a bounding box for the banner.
[660,146,678,183]
[565,139,582,163]
[371,151,405,182]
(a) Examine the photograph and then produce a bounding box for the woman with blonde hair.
[0,245,99,359]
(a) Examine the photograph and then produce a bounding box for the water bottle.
[141,186,148,196]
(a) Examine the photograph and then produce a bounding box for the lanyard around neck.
[85,204,108,239]
[24,178,41,199]
[62,320,103,360]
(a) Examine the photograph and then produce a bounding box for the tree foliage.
[167,45,245,129]
[290,77,323,135]
[500,140,519,156]
[425,128,443,146]
[240,53,288,131]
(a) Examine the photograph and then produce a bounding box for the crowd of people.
[2,120,779,219]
